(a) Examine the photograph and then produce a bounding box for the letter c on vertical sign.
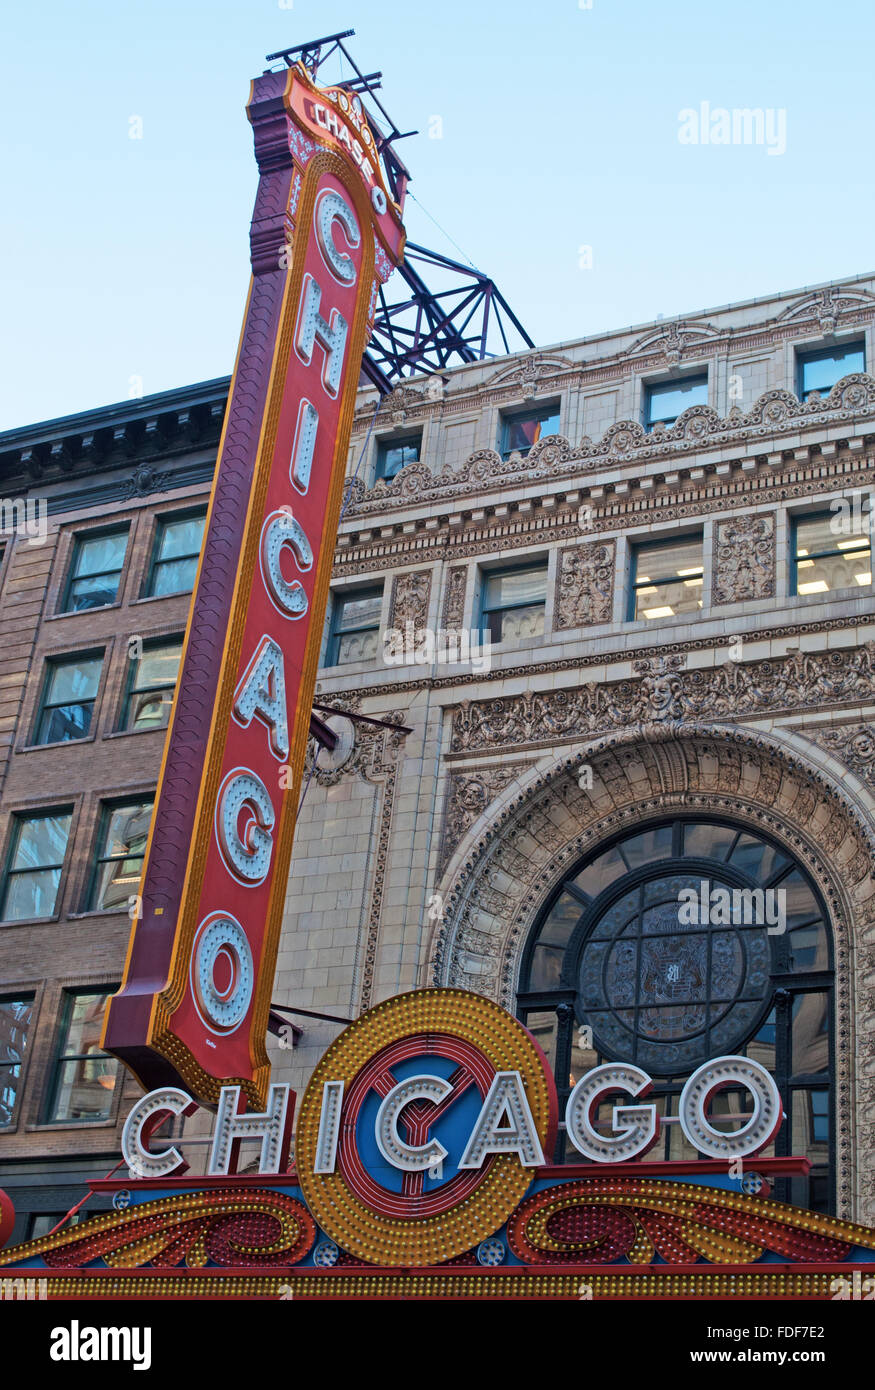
[260,508,313,620]
[314,188,360,285]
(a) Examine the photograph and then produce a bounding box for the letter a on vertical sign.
[102,68,406,1106]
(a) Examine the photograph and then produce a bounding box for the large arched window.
[517,817,834,1213]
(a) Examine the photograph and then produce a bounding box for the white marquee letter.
[679,1055,783,1159]
[565,1063,659,1163]
[290,397,319,494]
[233,636,289,760]
[215,769,275,884]
[209,1084,294,1175]
[458,1071,544,1169]
[122,1087,197,1179]
[376,1074,451,1172]
[313,1080,345,1174]
[314,188,360,285]
[295,274,349,397]
[260,508,312,619]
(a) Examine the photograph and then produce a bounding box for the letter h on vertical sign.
[102,68,406,1108]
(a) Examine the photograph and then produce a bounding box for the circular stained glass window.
[578,869,772,1075]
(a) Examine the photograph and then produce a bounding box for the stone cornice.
[343,374,875,520]
[332,446,875,571]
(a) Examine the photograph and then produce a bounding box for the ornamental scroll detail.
[450,644,875,754]
[554,541,615,629]
[714,513,776,604]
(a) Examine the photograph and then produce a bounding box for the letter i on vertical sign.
[103,70,406,1107]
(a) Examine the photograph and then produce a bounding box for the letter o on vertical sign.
[314,188,360,285]
[678,1055,783,1159]
[191,912,254,1034]
[215,768,275,884]
[260,508,313,620]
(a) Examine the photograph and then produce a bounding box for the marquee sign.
[102,63,405,1107]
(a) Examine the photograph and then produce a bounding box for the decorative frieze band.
[449,645,875,755]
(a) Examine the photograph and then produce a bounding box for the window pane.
[485,567,548,609]
[38,704,93,744]
[0,997,32,1126]
[496,604,544,642]
[535,891,583,949]
[127,643,182,731]
[3,868,63,921]
[335,630,380,665]
[503,410,560,455]
[792,993,829,1075]
[46,658,102,706]
[10,814,71,871]
[796,549,871,595]
[49,1056,118,1123]
[75,531,128,578]
[728,833,789,884]
[800,344,864,395]
[525,1011,559,1074]
[150,556,199,596]
[92,802,153,910]
[635,538,703,585]
[157,516,205,561]
[787,921,829,972]
[646,376,707,425]
[634,577,703,621]
[573,845,628,900]
[336,592,382,632]
[378,437,420,479]
[682,822,736,861]
[62,992,111,1057]
[618,825,673,870]
[795,514,851,557]
[68,574,121,611]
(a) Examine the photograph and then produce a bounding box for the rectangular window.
[146,510,206,597]
[644,375,708,429]
[797,341,865,398]
[630,535,704,621]
[88,800,154,912]
[0,995,34,1127]
[792,511,871,595]
[0,811,71,923]
[62,527,129,613]
[45,991,120,1124]
[376,434,421,482]
[328,586,383,666]
[481,562,548,643]
[34,653,103,745]
[122,638,183,732]
[500,406,560,459]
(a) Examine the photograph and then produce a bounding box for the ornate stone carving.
[441,565,467,630]
[800,722,875,787]
[341,375,875,518]
[426,723,875,1220]
[383,383,427,426]
[437,764,532,879]
[122,464,174,499]
[713,513,776,604]
[389,569,431,632]
[554,541,614,629]
[450,644,875,754]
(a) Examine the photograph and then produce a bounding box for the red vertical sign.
[103,67,405,1106]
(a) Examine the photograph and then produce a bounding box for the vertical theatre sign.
[103,66,405,1106]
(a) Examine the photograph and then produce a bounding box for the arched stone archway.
[427,721,875,1222]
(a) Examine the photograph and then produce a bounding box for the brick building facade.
[3,272,875,1237]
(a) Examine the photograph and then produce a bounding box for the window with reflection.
[45,991,120,1124]
[0,995,33,1127]
[328,585,383,666]
[792,511,871,596]
[122,638,182,731]
[62,527,129,612]
[147,511,206,597]
[481,563,548,643]
[88,799,154,911]
[517,817,833,1211]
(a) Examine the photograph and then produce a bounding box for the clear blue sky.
[2,0,872,429]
